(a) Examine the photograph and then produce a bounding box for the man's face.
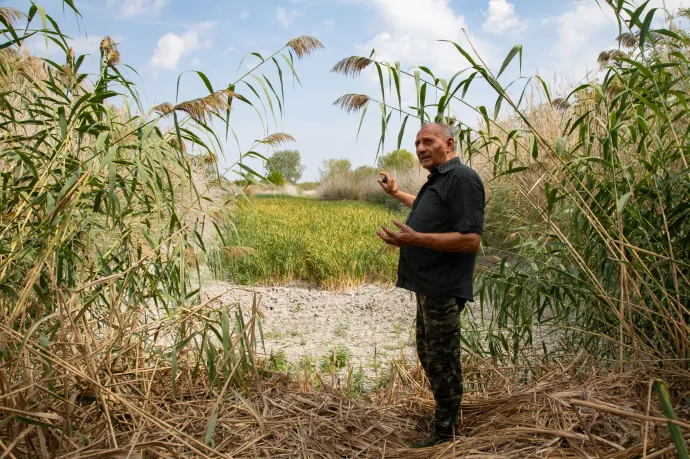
[415,125,454,171]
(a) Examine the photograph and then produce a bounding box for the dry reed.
[2,298,687,459]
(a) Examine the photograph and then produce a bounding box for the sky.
[4,0,686,181]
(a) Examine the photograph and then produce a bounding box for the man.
[376,122,485,448]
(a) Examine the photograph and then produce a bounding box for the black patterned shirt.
[396,157,485,300]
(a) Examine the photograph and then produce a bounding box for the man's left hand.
[376,220,418,247]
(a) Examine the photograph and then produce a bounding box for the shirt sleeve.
[447,171,485,235]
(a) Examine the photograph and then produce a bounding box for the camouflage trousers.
[415,294,465,432]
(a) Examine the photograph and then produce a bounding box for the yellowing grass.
[208,196,408,288]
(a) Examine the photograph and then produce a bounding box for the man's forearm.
[392,190,416,209]
[412,231,481,253]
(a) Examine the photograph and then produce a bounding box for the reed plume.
[154,102,174,117]
[333,94,371,113]
[173,89,235,124]
[331,56,373,77]
[261,133,296,147]
[100,36,120,66]
[286,36,324,59]
[0,7,24,26]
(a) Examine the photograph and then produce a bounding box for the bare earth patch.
[201,278,421,373]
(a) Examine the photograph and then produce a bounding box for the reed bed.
[332,0,690,375]
[2,299,687,459]
[2,1,690,457]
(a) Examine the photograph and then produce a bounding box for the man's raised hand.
[376,219,417,247]
[377,171,399,196]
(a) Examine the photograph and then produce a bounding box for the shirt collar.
[430,156,460,177]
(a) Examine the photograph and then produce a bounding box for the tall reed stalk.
[0,3,321,455]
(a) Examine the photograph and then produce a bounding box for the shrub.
[377,149,417,170]
[296,181,320,191]
[319,158,352,179]
[318,165,426,207]
[266,169,287,185]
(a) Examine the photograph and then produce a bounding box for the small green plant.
[298,355,317,373]
[319,345,352,372]
[346,364,366,396]
[334,323,349,337]
[268,351,290,372]
[288,329,300,338]
[295,303,302,312]
[263,330,285,340]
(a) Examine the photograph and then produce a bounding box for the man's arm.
[377,220,480,253]
[377,171,415,209]
[390,189,416,209]
[413,231,480,253]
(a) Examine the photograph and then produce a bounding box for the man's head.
[415,123,456,171]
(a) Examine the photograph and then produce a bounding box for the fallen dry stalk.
[567,399,690,430]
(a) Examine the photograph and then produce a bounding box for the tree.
[319,158,352,179]
[265,149,305,183]
[377,149,417,170]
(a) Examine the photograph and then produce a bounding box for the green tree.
[377,149,417,170]
[319,158,352,179]
[266,149,305,183]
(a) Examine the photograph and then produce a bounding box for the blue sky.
[5,0,685,180]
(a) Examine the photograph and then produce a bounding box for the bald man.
[377,122,485,448]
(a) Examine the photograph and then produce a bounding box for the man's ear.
[447,137,455,154]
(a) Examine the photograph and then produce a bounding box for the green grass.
[319,345,352,372]
[209,196,407,288]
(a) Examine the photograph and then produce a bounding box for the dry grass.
[318,166,427,204]
[3,299,687,459]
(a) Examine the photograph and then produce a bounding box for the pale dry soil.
[201,277,424,374]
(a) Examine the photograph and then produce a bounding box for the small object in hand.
[379,173,388,184]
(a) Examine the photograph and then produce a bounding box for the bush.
[377,149,417,171]
[266,169,287,185]
[319,158,352,179]
[318,166,426,208]
[296,181,320,191]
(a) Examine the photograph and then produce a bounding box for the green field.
[208,196,408,288]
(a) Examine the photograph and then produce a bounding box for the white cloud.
[150,22,215,74]
[482,0,522,35]
[191,57,200,66]
[276,7,298,29]
[25,34,124,58]
[324,19,334,27]
[240,9,250,19]
[551,1,616,78]
[224,45,235,54]
[548,0,688,80]
[108,0,169,17]
[70,35,104,54]
[355,0,494,77]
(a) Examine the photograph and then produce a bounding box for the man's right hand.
[377,171,399,196]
